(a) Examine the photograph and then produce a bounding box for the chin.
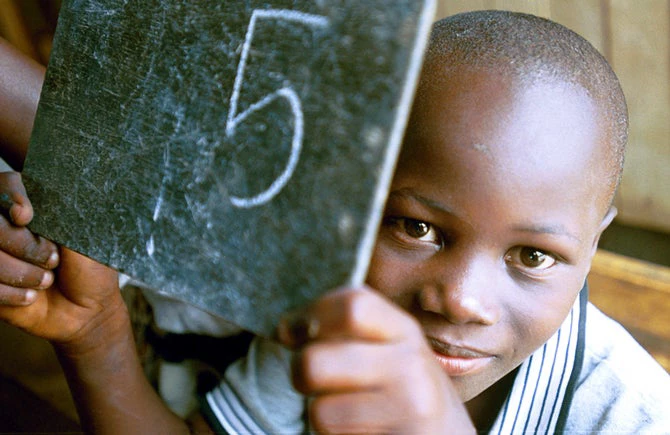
[447,363,515,404]
[450,375,491,402]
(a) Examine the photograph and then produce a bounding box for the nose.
[418,254,501,325]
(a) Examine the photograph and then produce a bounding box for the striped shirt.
[202,286,670,433]
[488,289,585,434]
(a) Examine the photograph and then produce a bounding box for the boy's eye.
[506,247,557,270]
[404,219,432,238]
[386,217,442,246]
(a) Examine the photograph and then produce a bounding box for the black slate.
[23,0,435,336]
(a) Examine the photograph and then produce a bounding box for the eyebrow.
[512,224,583,243]
[389,188,458,215]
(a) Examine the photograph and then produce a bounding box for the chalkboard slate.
[23,0,435,336]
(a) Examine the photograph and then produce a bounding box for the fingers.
[0,220,58,268]
[0,172,58,269]
[0,247,53,287]
[279,287,428,395]
[292,341,398,394]
[278,287,476,433]
[0,284,38,306]
[278,287,422,347]
[309,391,405,434]
[309,385,474,435]
[290,333,438,400]
[0,172,33,226]
[0,218,58,302]
[0,229,55,308]
[293,339,447,433]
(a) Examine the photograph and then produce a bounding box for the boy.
[1,10,669,434]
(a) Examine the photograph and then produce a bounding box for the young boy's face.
[366,66,614,402]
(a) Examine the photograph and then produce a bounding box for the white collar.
[489,288,586,434]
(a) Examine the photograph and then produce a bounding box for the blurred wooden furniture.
[588,249,670,372]
[0,0,60,64]
[0,0,36,58]
[0,372,79,433]
[0,321,79,424]
[436,0,670,237]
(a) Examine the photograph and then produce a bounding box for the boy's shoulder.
[566,303,670,433]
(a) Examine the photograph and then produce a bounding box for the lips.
[427,337,495,377]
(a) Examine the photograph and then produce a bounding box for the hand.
[0,171,58,306]
[278,287,476,434]
[0,171,122,347]
[0,247,122,346]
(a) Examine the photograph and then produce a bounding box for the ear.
[590,206,617,258]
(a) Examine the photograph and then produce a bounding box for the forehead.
[398,67,609,228]
[407,66,601,159]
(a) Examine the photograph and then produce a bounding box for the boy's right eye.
[404,219,431,238]
[384,217,443,249]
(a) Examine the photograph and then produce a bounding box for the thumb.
[57,248,119,307]
[8,193,33,226]
[0,172,33,226]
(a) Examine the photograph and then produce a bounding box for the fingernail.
[46,251,59,268]
[39,271,54,289]
[24,290,37,304]
[279,312,320,346]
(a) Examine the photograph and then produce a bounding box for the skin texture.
[281,67,616,432]
[0,38,44,170]
[0,38,191,435]
[278,287,475,433]
[371,66,615,419]
[0,172,57,306]
[0,26,619,435]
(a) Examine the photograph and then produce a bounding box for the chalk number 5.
[226,9,329,208]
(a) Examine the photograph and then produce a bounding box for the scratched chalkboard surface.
[23,0,435,336]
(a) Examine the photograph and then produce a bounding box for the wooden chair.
[588,249,670,372]
[0,0,59,64]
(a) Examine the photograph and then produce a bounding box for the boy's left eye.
[505,246,557,270]
[404,219,433,239]
[385,217,442,247]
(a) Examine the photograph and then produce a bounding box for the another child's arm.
[0,183,192,434]
[0,41,195,434]
[0,38,57,304]
[0,37,44,171]
[278,287,477,434]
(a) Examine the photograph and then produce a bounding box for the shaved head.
[421,10,627,209]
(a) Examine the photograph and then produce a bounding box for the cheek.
[511,305,562,357]
[365,243,415,305]
[506,281,583,362]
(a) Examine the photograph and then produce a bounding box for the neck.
[465,368,518,432]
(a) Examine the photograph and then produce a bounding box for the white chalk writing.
[226,9,329,208]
